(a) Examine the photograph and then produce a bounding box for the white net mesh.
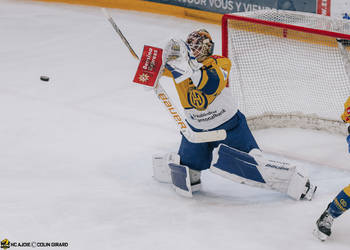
[224,10,350,134]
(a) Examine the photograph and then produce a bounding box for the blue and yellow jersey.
[328,184,350,218]
[164,55,231,111]
[341,96,350,122]
[164,55,238,130]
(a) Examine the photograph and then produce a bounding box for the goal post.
[222,10,350,135]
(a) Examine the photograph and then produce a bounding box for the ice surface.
[0,1,349,249]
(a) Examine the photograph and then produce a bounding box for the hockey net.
[222,10,350,135]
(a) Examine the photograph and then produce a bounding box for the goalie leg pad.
[152,152,180,183]
[210,144,266,184]
[169,163,201,197]
[210,144,317,200]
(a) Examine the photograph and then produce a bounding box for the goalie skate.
[313,207,334,241]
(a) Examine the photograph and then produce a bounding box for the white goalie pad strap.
[152,152,180,183]
[210,144,309,199]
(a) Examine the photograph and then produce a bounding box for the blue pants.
[178,110,259,171]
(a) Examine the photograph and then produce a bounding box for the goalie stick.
[102,9,227,143]
[102,8,139,60]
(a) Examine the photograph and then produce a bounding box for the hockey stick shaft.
[102,8,139,60]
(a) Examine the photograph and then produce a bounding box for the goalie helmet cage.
[222,10,350,135]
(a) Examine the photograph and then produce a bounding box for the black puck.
[40,76,50,82]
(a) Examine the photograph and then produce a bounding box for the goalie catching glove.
[163,39,187,62]
[163,39,202,83]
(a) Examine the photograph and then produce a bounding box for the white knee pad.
[152,152,180,183]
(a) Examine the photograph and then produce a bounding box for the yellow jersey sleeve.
[162,68,173,78]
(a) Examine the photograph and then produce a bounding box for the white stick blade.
[184,129,227,143]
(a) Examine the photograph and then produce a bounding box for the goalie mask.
[186,29,214,62]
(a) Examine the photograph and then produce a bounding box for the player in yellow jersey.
[314,96,350,241]
[314,185,350,241]
[153,29,316,200]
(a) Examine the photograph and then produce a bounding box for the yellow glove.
[341,97,350,123]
